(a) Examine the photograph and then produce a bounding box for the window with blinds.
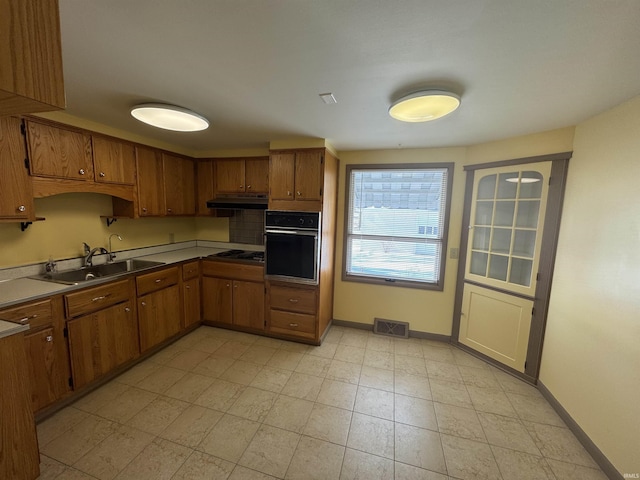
[344,163,453,290]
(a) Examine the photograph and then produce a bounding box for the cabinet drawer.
[182,261,200,280]
[269,285,317,314]
[65,280,130,318]
[0,299,53,330]
[269,309,316,339]
[136,266,179,296]
[202,260,264,282]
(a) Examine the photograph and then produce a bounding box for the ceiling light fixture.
[130,103,209,132]
[389,90,460,122]
[506,177,541,183]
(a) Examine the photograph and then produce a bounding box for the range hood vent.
[206,196,268,210]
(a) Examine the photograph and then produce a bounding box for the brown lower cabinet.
[202,260,265,332]
[0,297,70,413]
[136,266,182,352]
[0,332,40,480]
[67,301,138,389]
[267,283,319,341]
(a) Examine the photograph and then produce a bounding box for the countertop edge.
[0,320,29,340]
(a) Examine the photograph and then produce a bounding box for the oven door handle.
[265,229,318,237]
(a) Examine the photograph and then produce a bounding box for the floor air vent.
[373,318,409,338]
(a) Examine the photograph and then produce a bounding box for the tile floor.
[36,325,607,480]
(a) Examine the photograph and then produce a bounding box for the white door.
[459,163,551,372]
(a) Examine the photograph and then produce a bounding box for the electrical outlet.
[450,247,459,259]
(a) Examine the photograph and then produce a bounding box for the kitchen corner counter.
[0,319,29,339]
[134,247,226,265]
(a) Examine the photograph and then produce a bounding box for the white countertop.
[0,319,29,340]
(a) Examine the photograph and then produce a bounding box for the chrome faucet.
[108,234,123,262]
[83,243,108,267]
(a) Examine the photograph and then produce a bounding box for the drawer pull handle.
[91,294,111,302]
[289,323,299,327]
[185,285,191,290]
[155,278,164,283]
[125,307,131,313]
[288,298,299,303]
[46,335,53,342]
[18,314,38,323]
[141,301,147,306]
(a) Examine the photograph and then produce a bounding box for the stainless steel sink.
[30,259,165,285]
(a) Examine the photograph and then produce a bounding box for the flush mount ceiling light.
[506,177,541,183]
[130,103,209,132]
[389,90,460,122]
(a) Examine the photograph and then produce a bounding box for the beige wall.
[0,193,198,267]
[332,127,575,335]
[540,95,640,474]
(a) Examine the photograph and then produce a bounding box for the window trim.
[342,162,454,291]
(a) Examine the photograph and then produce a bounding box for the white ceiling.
[58,0,640,153]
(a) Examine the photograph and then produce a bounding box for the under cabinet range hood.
[206,196,268,210]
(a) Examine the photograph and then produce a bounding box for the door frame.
[451,152,571,383]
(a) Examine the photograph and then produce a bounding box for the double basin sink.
[31,259,165,285]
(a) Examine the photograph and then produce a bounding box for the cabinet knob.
[46,335,53,342]
[288,298,299,303]
[141,301,147,306]
[239,185,244,189]
[247,185,251,190]
[155,278,164,283]
[289,323,299,328]
[167,208,173,213]
[185,285,191,290]
[17,205,26,212]
[99,172,106,177]
[125,307,131,312]
[142,207,148,213]
[234,284,238,288]
[297,191,301,196]
[287,191,292,196]
[226,283,230,287]
[79,169,85,175]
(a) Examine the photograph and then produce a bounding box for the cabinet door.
[233,280,265,331]
[269,152,295,201]
[26,120,92,180]
[138,285,181,352]
[202,277,233,325]
[136,146,165,216]
[0,0,65,116]
[215,159,245,194]
[183,278,201,328]
[0,116,33,219]
[196,160,215,215]
[68,301,137,389]
[164,154,195,215]
[245,157,269,194]
[24,327,65,412]
[294,150,323,201]
[92,136,136,185]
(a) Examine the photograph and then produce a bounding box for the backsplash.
[229,210,265,245]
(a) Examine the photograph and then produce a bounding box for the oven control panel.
[266,211,320,230]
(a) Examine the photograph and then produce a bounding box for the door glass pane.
[475,201,494,225]
[491,228,512,254]
[509,258,533,286]
[477,175,496,200]
[515,201,540,228]
[470,251,488,276]
[494,201,515,226]
[518,172,543,199]
[497,173,518,199]
[472,227,491,251]
[512,230,536,258]
[488,255,508,281]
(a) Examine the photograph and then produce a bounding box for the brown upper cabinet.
[163,153,195,215]
[215,157,269,195]
[136,146,165,216]
[0,0,65,116]
[135,148,195,216]
[0,116,34,220]
[196,160,215,215]
[26,119,92,181]
[92,136,136,185]
[269,149,324,211]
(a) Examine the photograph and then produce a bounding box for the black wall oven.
[265,211,321,285]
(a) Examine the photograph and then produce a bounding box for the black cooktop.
[208,249,264,262]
